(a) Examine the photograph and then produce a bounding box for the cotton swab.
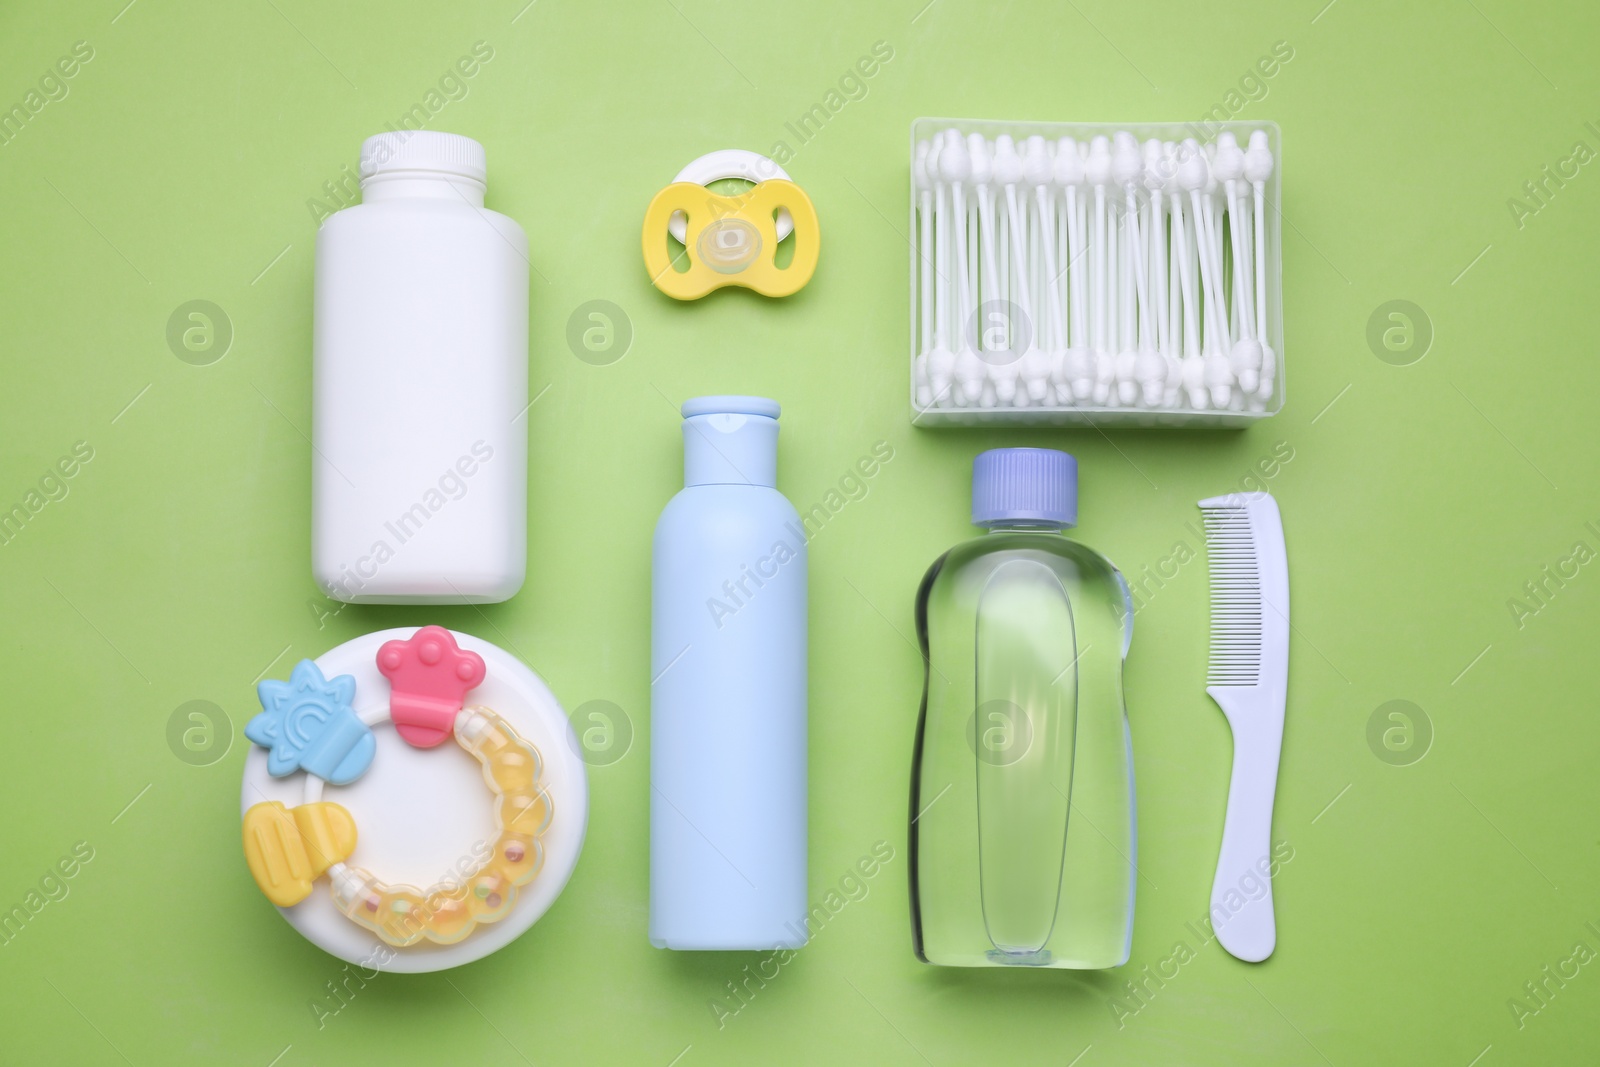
[1245,130,1275,401]
[1134,138,1169,407]
[966,132,1007,407]
[1084,136,1115,404]
[1111,133,1141,405]
[989,135,1030,405]
[1159,142,1184,407]
[967,133,1000,316]
[925,136,957,406]
[1112,131,1161,408]
[1178,139,1231,408]
[1172,143,1208,409]
[914,140,936,408]
[1106,191,1119,401]
[1051,137,1090,404]
[1185,140,1233,408]
[1211,132,1262,397]
[939,131,987,406]
[971,196,997,409]
[1052,147,1071,397]
[1022,136,1062,403]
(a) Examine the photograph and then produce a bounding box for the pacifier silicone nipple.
[697,217,763,274]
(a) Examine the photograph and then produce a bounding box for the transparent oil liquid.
[910,528,1135,968]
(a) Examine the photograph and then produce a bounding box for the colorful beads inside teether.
[247,660,375,785]
[642,179,820,300]
[327,706,551,947]
[378,625,486,749]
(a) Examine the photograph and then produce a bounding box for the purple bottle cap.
[971,448,1077,528]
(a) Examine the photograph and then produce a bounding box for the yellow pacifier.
[642,149,820,300]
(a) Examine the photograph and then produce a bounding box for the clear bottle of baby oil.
[910,448,1135,968]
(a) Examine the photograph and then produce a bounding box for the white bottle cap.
[360,130,487,185]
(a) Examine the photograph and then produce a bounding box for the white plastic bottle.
[312,131,528,603]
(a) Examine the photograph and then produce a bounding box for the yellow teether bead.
[494,833,542,886]
[467,870,514,922]
[243,801,357,908]
[372,884,429,947]
[498,788,553,837]
[488,747,539,792]
[423,889,477,944]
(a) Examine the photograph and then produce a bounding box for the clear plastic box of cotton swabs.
[909,118,1283,427]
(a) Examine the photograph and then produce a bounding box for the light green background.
[2,1,1597,1064]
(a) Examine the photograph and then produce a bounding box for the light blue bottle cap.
[682,396,780,488]
[971,448,1077,528]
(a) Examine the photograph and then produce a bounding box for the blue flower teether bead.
[247,660,376,785]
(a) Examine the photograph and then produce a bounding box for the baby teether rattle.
[642,149,820,300]
[242,626,553,948]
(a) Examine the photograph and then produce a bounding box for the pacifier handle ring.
[668,149,795,243]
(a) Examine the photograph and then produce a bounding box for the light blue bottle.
[650,396,808,950]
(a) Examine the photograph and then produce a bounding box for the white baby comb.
[1200,491,1288,963]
